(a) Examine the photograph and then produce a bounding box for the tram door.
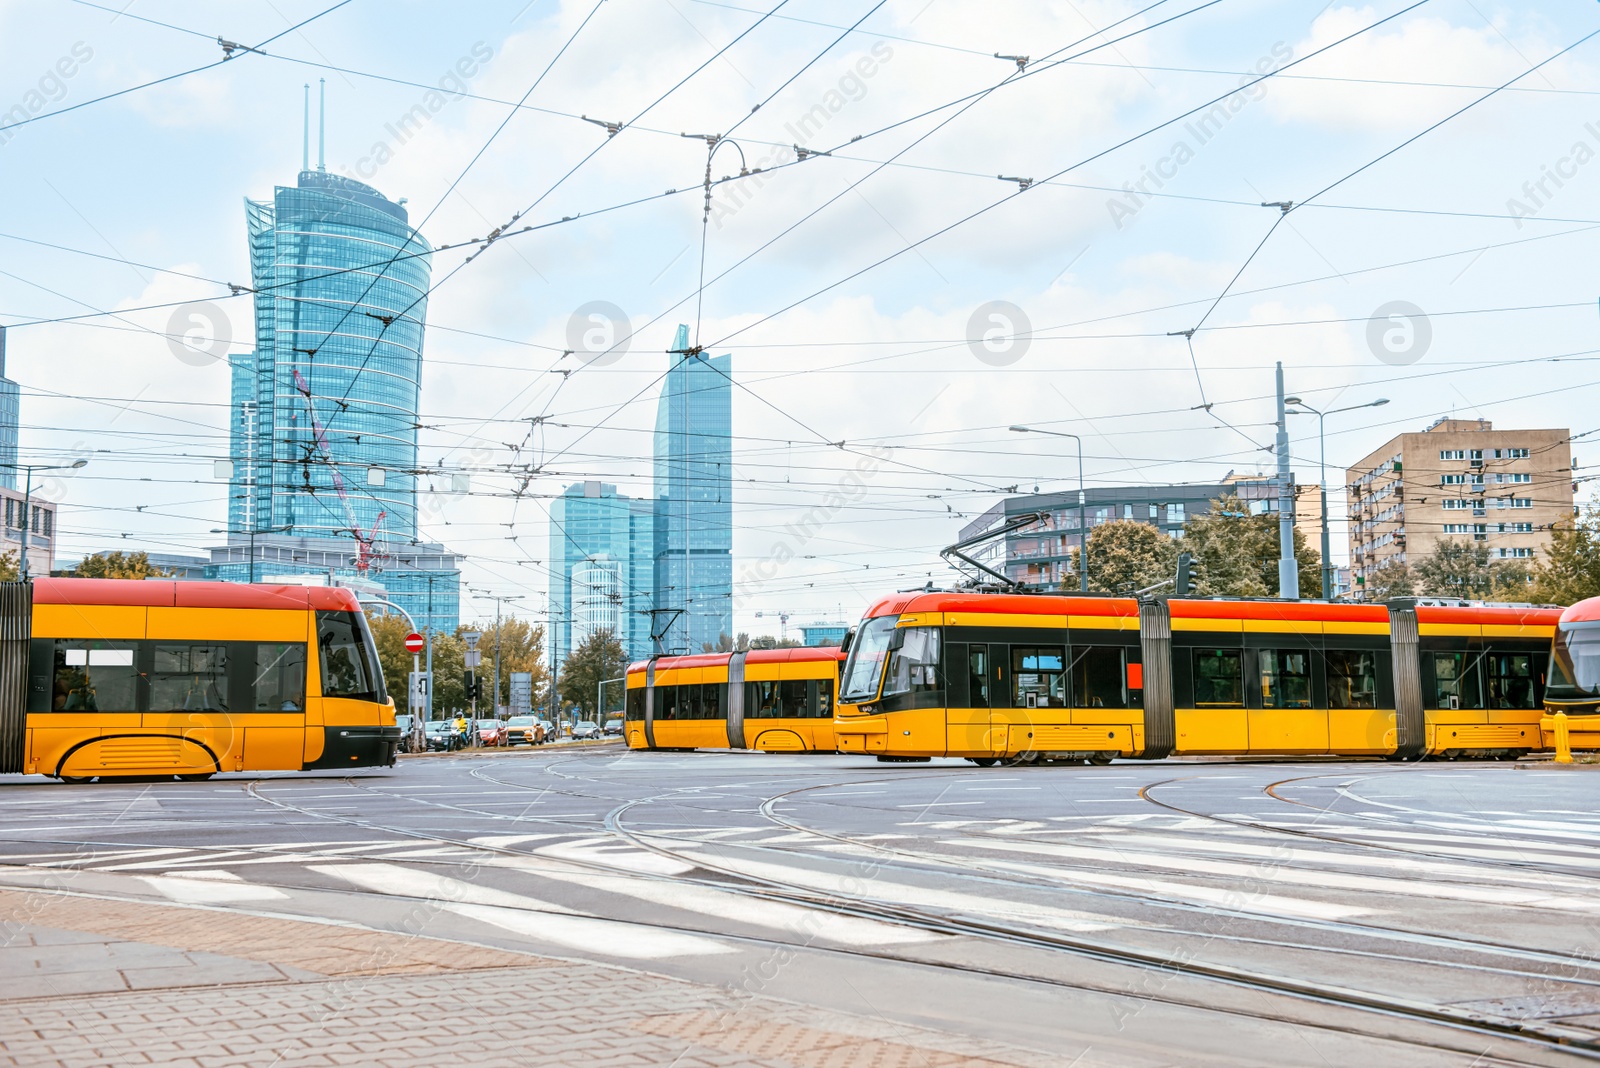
[983,644,1014,754]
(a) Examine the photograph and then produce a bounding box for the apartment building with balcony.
[1346,419,1574,591]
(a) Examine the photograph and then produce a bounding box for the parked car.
[537,718,556,741]
[504,715,544,746]
[603,717,623,736]
[571,720,602,740]
[476,719,507,747]
[424,721,461,752]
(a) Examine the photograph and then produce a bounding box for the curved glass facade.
[230,171,431,545]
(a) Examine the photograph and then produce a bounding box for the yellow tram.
[832,591,1561,763]
[1,578,399,781]
[624,647,844,752]
[1542,594,1600,751]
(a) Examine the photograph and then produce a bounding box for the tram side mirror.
[840,627,855,655]
[888,626,907,652]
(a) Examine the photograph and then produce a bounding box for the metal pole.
[18,466,31,580]
[1318,413,1333,600]
[493,597,502,718]
[425,575,434,723]
[1275,362,1298,599]
[1076,438,1087,593]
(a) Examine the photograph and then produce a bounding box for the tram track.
[6,754,1597,1063]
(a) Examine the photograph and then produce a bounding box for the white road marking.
[137,874,287,904]
[310,863,587,915]
[443,902,735,959]
[534,838,694,875]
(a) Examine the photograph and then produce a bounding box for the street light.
[1287,398,1390,599]
[209,523,292,583]
[0,459,87,579]
[1008,426,1088,593]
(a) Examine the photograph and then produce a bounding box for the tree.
[1361,562,1415,601]
[477,617,548,706]
[558,628,628,719]
[748,634,802,649]
[71,551,170,580]
[1533,504,1600,605]
[367,611,414,708]
[0,551,17,582]
[1414,539,1534,601]
[1066,519,1177,595]
[1181,495,1321,598]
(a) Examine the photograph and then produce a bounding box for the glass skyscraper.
[653,325,732,654]
[216,163,459,630]
[548,481,654,674]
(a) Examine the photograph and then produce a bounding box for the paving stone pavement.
[0,891,1059,1068]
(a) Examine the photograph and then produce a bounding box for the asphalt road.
[3,747,1599,1067]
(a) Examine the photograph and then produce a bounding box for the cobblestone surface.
[0,895,1057,1068]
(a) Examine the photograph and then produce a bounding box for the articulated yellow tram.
[0,578,399,782]
[1543,594,1600,751]
[624,647,844,752]
[833,591,1561,763]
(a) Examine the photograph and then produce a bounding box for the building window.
[1123,504,1133,520]
[30,507,40,535]
[1470,449,1483,461]
[1148,504,1158,520]
[1168,502,1185,524]
[1512,498,1532,509]
[1441,474,1465,485]
[1440,449,1465,460]
[1498,547,1534,559]
[1505,447,1529,459]
[3,499,10,529]
[1508,472,1531,483]
[41,510,51,538]
[1442,499,1468,510]
[1443,524,1469,534]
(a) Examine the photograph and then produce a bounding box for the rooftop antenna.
[317,77,326,172]
[301,84,309,171]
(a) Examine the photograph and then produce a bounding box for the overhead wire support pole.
[1275,362,1297,600]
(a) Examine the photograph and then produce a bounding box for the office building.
[652,325,732,654]
[549,482,655,675]
[1347,419,1574,590]
[959,475,1319,589]
[0,488,54,576]
[212,104,459,629]
[0,327,18,491]
[799,622,849,647]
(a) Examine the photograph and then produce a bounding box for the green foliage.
[366,613,552,717]
[558,628,629,718]
[1179,495,1321,598]
[1413,539,1534,601]
[0,551,17,582]
[748,634,803,649]
[1362,562,1415,601]
[1067,519,1177,595]
[1532,504,1600,606]
[71,551,170,580]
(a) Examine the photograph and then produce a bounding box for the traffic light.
[1175,552,1199,596]
[463,674,481,702]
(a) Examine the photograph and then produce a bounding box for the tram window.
[251,643,307,712]
[1193,650,1244,708]
[43,641,138,712]
[149,644,229,713]
[657,685,679,720]
[1485,653,1537,709]
[1430,652,1484,710]
[968,648,990,709]
[626,687,645,721]
[747,680,778,718]
[1325,651,1378,709]
[1258,650,1313,709]
[816,681,832,719]
[1012,647,1066,708]
[703,683,725,720]
[315,610,382,702]
[1071,647,1126,709]
[779,680,808,717]
[884,627,941,697]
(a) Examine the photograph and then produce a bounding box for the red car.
[475,719,507,747]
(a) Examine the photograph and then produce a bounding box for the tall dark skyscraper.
[653,324,732,653]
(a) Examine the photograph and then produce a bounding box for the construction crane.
[753,610,794,643]
[292,369,387,574]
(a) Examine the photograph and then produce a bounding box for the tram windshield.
[1549,622,1600,700]
[840,616,897,702]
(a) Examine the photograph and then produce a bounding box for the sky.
[0,0,1597,636]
